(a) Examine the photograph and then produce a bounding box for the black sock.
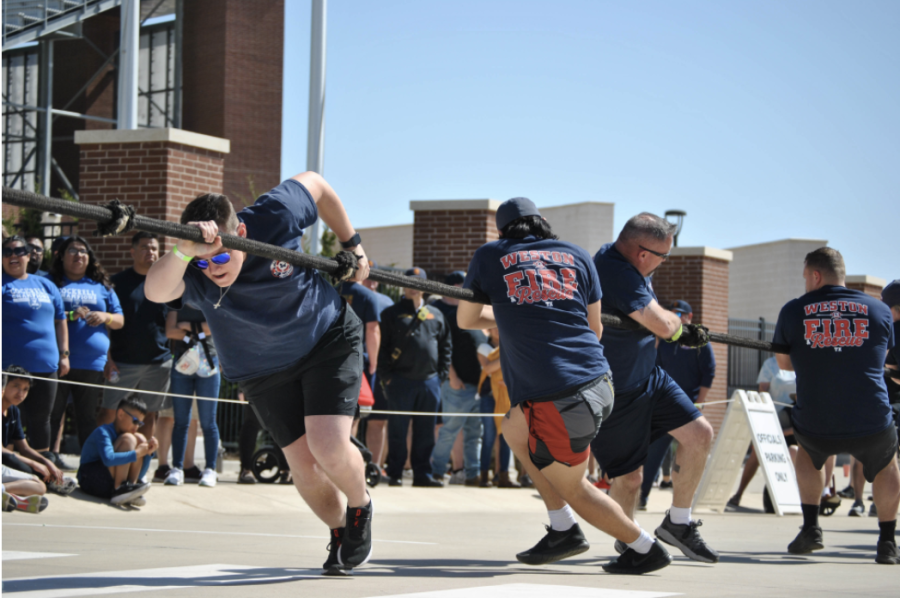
[878,519,896,545]
[801,503,819,529]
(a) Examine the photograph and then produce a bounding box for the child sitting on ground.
[2,366,76,496]
[78,396,156,506]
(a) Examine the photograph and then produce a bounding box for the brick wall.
[412,209,498,280]
[183,0,284,204]
[75,131,228,274]
[846,281,883,299]
[651,248,732,436]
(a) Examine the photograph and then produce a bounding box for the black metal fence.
[727,317,776,398]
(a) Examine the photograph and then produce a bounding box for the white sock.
[548,505,577,531]
[626,530,655,555]
[822,486,830,497]
[669,506,692,525]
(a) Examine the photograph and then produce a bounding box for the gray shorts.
[102,361,173,412]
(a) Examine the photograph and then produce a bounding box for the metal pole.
[38,39,54,196]
[173,0,184,129]
[306,0,327,254]
[117,0,140,129]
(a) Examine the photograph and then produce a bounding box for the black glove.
[677,323,710,349]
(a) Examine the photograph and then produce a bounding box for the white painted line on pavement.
[2,563,325,598]
[366,583,680,598]
[2,552,76,562]
[3,522,435,545]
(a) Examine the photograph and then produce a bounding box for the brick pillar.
[846,275,885,299]
[650,246,733,436]
[74,128,230,274]
[410,200,500,281]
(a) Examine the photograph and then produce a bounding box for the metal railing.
[727,317,776,397]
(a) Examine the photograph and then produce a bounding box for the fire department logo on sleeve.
[270,260,294,279]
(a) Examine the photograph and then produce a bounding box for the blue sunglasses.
[192,253,232,269]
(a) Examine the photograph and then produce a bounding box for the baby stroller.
[251,435,382,487]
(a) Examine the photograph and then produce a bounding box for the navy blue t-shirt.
[773,285,895,439]
[463,236,608,405]
[2,404,26,448]
[58,276,123,371]
[656,342,716,402]
[593,243,658,392]
[110,268,170,365]
[432,300,488,386]
[373,291,394,314]
[340,281,382,364]
[2,272,66,373]
[179,179,342,381]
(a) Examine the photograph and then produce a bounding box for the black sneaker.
[152,465,171,483]
[602,540,672,575]
[412,476,443,487]
[836,485,855,499]
[388,477,403,487]
[338,496,373,569]
[876,540,899,565]
[787,525,824,554]
[655,512,719,563]
[183,465,203,483]
[110,481,150,506]
[515,523,590,565]
[659,480,673,490]
[322,527,350,576]
[42,451,76,472]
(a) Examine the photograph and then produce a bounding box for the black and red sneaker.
[339,495,373,569]
[322,527,347,576]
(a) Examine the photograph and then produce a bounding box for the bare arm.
[165,311,190,341]
[696,386,711,404]
[627,299,682,339]
[55,319,69,377]
[365,321,380,375]
[587,301,603,340]
[457,301,496,330]
[291,172,369,282]
[776,353,793,371]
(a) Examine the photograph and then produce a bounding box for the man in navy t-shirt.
[639,300,716,507]
[144,172,374,575]
[591,213,718,564]
[882,280,900,404]
[774,248,898,564]
[458,198,671,575]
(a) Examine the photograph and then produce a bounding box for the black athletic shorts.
[77,459,116,500]
[238,302,364,448]
[794,424,899,483]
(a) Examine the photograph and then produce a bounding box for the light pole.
[665,210,686,247]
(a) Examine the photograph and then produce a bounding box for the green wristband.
[172,245,193,262]
[667,324,683,343]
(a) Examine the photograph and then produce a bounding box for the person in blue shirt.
[25,236,48,278]
[458,198,671,575]
[78,396,156,506]
[774,248,898,564]
[47,236,124,454]
[590,213,718,564]
[639,300,716,509]
[2,236,70,457]
[144,172,373,575]
[359,263,395,466]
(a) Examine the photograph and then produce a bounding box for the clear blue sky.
[281,1,898,283]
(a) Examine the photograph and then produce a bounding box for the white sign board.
[742,391,802,515]
[694,390,801,515]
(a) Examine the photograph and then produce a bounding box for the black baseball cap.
[496,197,541,230]
[405,267,427,280]
[445,271,465,286]
[670,300,692,314]
[882,280,900,308]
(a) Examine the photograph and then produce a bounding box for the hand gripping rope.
[1,186,789,355]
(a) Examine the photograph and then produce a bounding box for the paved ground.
[2,459,896,598]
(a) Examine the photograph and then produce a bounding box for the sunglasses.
[191,252,232,270]
[2,246,30,258]
[638,245,670,260]
[28,244,43,253]
[66,247,89,256]
[122,411,145,427]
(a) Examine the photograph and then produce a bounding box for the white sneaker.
[164,468,184,486]
[199,468,217,488]
[128,496,147,507]
[48,476,78,495]
[448,470,466,485]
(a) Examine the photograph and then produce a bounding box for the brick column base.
[74,129,230,274]
[411,200,500,281]
[650,246,733,436]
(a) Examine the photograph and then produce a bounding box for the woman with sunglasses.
[47,237,124,458]
[2,236,70,458]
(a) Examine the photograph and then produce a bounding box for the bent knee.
[615,469,644,492]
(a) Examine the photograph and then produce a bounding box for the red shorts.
[521,375,614,469]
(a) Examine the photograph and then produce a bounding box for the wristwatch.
[60,350,70,357]
[340,232,362,249]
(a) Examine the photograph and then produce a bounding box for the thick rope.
[2,186,789,353]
